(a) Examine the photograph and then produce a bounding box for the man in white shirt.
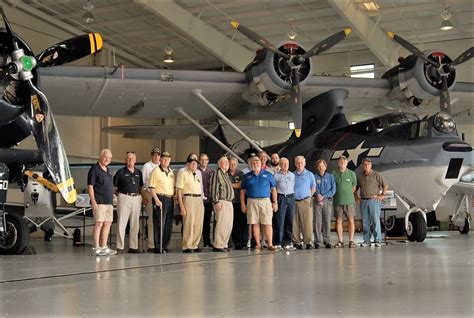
[141,147,161,252]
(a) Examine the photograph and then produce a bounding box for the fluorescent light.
[362,2,379,12]
[288,122,295,130]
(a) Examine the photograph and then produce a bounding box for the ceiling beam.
[134,0,254,72]
[9,1,153,68]
[328,0,398,67]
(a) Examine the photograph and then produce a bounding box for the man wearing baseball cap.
[176,153,204,253]
[148,151,175,253]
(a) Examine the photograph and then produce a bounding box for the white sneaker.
[101,246,117,255]
[261,240,268,248]
[360,241,370,247]
[92,247,102,256]
[246,240,251,249]
[375,242,381,247]
[284,244,296,251]
[274,245,283,251]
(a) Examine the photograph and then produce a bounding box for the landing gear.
[406,212,427,242]
[458,217,470,234]
[0,212,30,254]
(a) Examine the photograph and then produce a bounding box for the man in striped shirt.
[210,156,235,252]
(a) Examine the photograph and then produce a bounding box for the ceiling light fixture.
[287,27,297,40]
[362,1,380,12]
[163,45,174,63]
[440,9,453,31]
[83,0,95,23]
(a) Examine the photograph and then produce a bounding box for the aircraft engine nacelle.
[382,50,456,109]
[242,41,312,105]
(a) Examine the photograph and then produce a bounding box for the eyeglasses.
[126,151,135,154]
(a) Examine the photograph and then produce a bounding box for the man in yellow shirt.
[176,153,204,253]
[148,152,175,254]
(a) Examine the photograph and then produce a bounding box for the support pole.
[192,89,265,153]
[174,107,245,163]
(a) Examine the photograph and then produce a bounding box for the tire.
[458,217,470,234]
[386,216,405,237]
[405,212,427,242]
[0,212,30,254]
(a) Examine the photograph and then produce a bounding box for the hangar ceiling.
[17,0,474,71]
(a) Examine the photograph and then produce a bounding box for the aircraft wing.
[39,66,473,122]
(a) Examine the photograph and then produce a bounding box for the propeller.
[1,8,103,203]
[387,32,473,115]
[232,20,351,137]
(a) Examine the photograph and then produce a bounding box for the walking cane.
[160,201,163,254]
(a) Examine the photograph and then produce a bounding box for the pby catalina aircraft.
[37,22,473,140]
[0,9,102,254]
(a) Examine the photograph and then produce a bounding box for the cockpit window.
[419,120,429,137]
[348,113,417,136]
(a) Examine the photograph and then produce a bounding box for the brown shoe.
[254,246,262,252]
[128,248,140,254]
[267,246,278,251]
[116,248,124,254]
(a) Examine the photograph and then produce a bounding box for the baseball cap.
[248,153,260,163]
[186,153,199,163]
[362,157,371,163]
[151,147,161,155]
[161,151,171,158]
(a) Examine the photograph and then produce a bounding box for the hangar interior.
[0,1,473,316]
[5,0,473,164]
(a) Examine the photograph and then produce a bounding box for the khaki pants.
[116,193,142,250]
[182,196,204,250]
[145,191,154,249]
[292,198,313,245]
[213,200,234,249]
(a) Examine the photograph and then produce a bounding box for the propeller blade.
[387,32,439,68]
[451,46,474,66]
[1,7,19,51]
[301,29,352,59]
[290,69,302,138]
[25,79,77,203]
[36,33,103,67]
[231,20,289,59]
[440,76,451,114]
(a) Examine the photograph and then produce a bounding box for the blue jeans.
[273,195,295,246]
[361,199,382,243]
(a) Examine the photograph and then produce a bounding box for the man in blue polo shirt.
[240,155,278,252]
[313,159,336,249]
[293,156,316,250]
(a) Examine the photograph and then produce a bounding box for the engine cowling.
[242,41,312,105]
[382,50,456,109]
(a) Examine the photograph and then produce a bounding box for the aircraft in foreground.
[0,9,102,254]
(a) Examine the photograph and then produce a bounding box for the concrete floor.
[0,232,473,317]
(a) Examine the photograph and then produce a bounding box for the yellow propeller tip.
[94,33,103,51]
[344,28,352,36]
[387,32,395,39]
[230,20,239,29]
[63,190,78,204]
[295,129,301,138]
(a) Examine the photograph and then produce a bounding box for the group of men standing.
[86,147,388,256]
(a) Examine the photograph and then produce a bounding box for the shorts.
[334,204,355,219]
[93,204,113,222]
[247,198,272,225]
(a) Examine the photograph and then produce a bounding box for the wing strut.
[174,107,245,164]
[192,89,265,153]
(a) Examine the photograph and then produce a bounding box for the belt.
[362,196,377,200]
[278,193,294,198]
[121,192,140,197]
[183,193,201,197]
[157,193,173,198]
[295,196,310,202]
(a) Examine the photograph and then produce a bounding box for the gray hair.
[295,155,306,163]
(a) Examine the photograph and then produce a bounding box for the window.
[350,63,375,79]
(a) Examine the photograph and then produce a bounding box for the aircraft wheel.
[458,217,470,234]
[0,213,30,254]
[406,212,427,242]
[385,216,405,237]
